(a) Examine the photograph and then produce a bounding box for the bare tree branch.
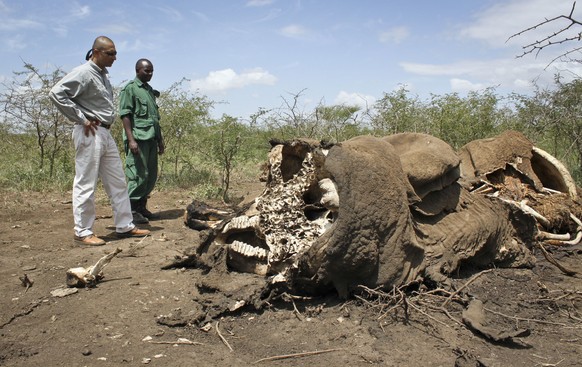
[508,2,582,67]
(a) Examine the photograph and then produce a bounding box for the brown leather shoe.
[116,227,151,238]
[74,234,106,246]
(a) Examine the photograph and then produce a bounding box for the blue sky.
[1,0,582,120]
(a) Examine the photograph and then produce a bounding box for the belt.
[95,121,111,129]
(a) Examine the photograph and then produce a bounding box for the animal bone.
[537,231,572,241]
[66,248,122,287]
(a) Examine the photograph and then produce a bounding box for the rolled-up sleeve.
[118,85,134,118]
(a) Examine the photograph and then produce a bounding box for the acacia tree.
[156,79,214,178]
[514,77,582,180]
[314,104,364,143]
[427,88,502,149]
[371,85,428,135]
[0,62,70,177]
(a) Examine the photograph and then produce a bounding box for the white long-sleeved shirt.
[49,60,115,125]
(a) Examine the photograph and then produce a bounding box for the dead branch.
[536,242,578,276]
[252,348,343,364]
[149,338,204,346]
[507,1,582,65]
[406,300,452,328]
[216,321,233,352]
[416,300,464,327]
[376,299,404,321]
[441,269,493,308]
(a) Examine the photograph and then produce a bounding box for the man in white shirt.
[49,36,150,245]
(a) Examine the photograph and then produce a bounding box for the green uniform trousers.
[125,139,158,203]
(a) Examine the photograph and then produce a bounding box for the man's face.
[137,62,154,83]
[95,44,117,68]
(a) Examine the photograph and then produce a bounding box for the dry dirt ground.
[0,188,581,367]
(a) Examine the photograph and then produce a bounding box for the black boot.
[130,200,149,224]
[138,197,160,220]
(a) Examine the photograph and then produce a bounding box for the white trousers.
[72,125,135,237]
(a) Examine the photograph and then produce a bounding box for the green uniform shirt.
[118,78,161,141]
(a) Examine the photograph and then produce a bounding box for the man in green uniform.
[119,59,165,223]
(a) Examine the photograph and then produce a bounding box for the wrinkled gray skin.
[194,131,577,297]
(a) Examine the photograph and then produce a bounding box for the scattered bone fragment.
[66,248,122,287]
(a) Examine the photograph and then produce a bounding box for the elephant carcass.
[207,134,537,296]
[210,137,424,296]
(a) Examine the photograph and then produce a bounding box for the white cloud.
[280,24,308,38]
[71,4,90,18]
[513,79,532,88]
[401,57,582,94]
[401,60,496,76]
[379,26,409,44]
[5,35,26,50]
[191,11,210,23]
[460,0,580,49]
[0,18,43,31]
[246,0,274,7]
[0,0,9,13]
[190,68,277,92]
[450,78,485,92]
[89,24,134,35]
[334,91,376,109]
[152,5,183,22]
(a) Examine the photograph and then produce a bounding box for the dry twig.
[441,269,493,308]
[507,2,582,67]
[216,321,233,352]
[149,338,203,346]
[281,293,303,321]
[253,348,343,364]
[537,242,577,276]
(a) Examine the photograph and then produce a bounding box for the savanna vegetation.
[1,62,581,203]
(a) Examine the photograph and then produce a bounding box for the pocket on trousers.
[125,161,138,181]
[72,126,93,151]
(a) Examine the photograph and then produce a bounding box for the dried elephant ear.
[384,133,461,200]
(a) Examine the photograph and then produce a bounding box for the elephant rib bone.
[570,213,582,228]
[497,197,551,229]
[538,231,571,241]
[473,180,496,195]
[562,213,582,245]
[563,231,582,246]
[536,213,582,246]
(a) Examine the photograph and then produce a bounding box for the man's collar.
[134,77,149,88]
[88,60,106,73]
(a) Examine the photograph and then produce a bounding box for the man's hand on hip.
[83,120,98,137]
